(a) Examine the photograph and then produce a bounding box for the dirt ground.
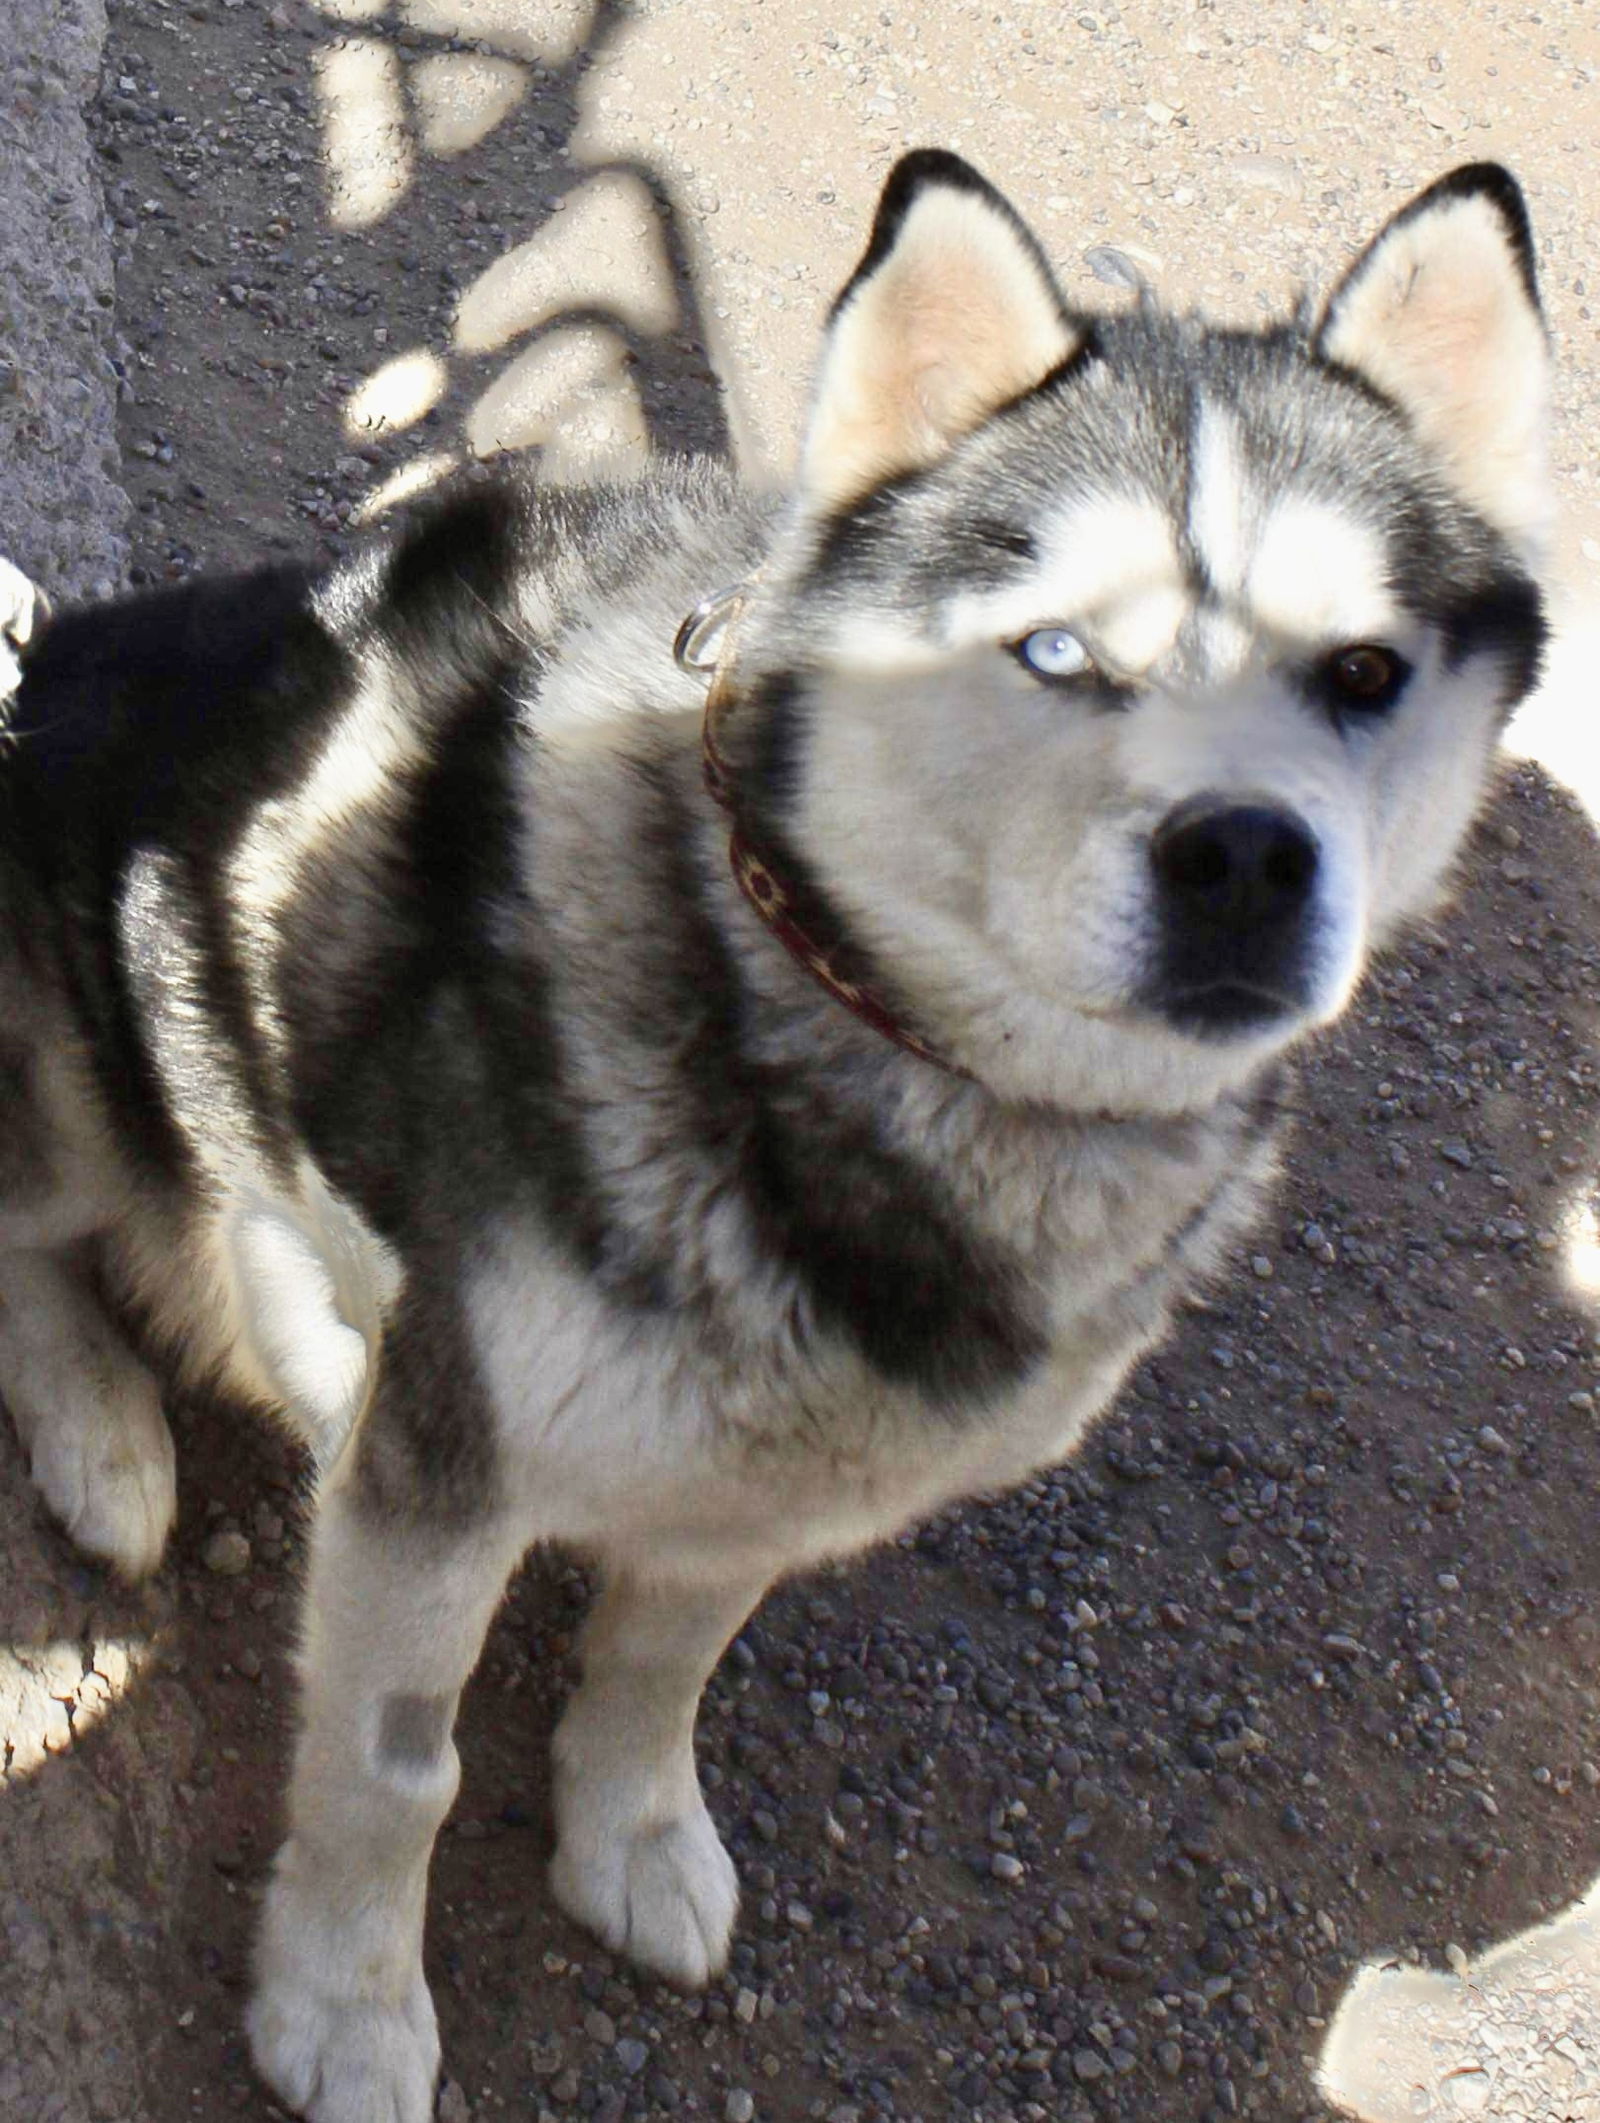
[7,1,1600,2119]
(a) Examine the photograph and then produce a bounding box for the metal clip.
[673,582,749,677]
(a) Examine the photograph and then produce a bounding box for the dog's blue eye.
[1016,626,1092,681]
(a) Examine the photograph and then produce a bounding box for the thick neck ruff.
[676,584,975,1081]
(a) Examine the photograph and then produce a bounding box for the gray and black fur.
[0,151,1549,2123]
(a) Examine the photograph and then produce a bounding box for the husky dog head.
[724,153,1548,1114]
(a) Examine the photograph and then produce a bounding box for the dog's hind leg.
[249,1473,526,2123]
[0,1245,176,1578]
[549,1560,767,1987]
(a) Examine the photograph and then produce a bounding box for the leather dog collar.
[675,585,972,1080]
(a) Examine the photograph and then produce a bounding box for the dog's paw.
[550,1792,739,1988]
[247,1968,440,2123]
[27,1381,177,1580]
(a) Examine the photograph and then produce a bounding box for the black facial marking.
[1433,567,1547,708]
[805,465,931,586]
[972,519,1038,561]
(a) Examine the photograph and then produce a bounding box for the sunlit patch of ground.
[0,1638,147,1781]
[345,348,450,439]
[314,35,412,230]
[1321,1892,1600,2118]
[352,448,461,523]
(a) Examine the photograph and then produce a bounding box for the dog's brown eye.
[1326,643,1406,707]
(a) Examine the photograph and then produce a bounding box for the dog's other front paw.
[550,1787,739,1988]
[26,1377,177,1581]
[247,1965,440,2123]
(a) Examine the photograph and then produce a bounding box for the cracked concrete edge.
[1,0,129,600]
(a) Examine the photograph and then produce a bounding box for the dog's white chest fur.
[464,1097,1276,1574]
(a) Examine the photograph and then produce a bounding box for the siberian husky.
[0,152,1549,2121]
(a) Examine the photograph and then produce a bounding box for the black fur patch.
[637,749,1047,1413]
[2,564,346,1182]
[378,1692,452,1769]
[350,1270,502,1525]
[382,483,528,676]
[1431,567,1547,709]
[741,1094,1048,1409]
[273,571,641,1335]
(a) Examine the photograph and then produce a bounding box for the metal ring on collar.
[673,582,750,676]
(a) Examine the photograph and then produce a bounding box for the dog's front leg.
[0,1244,176,1577]
[549,1558,769,1987]
[249,1471,525,2123]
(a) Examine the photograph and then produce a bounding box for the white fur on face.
[1188,396,1402,664]
[1188,400,1251,603]
[791,458,1468,1110]
[1246,497,1401,648]
[942,493,1188,680]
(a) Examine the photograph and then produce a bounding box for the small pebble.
[201,1530,251,1577]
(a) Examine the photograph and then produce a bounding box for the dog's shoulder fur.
[8,453,1283,1504]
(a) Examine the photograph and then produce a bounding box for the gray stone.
[0,0,127,597]
[201,1529,252,1577]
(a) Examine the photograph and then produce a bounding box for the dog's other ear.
[799,150,1081,514]
[1317,165,1549,556]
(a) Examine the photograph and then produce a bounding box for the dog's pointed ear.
[798,151,1082,515]
[1316,165,1549,554]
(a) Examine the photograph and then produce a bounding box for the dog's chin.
[1154,979,1310,1042]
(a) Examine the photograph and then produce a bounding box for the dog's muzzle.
[1146,795,1322,1033]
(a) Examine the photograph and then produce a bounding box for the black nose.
[1151,800,1319,932]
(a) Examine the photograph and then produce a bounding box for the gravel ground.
[6,2,1600,2120]
[0,0,126,598]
